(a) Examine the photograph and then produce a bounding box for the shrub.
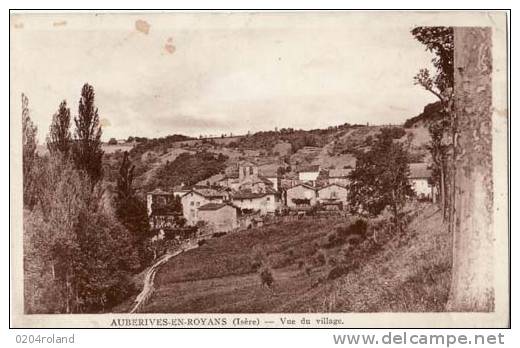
[313,250,326,267]
[197,239,206,247]
[212,232,227,238]
[324,231,344,248]
[336,219,368,241]
[327,265,350,280]
[297,260,305,269]
[350,219,368,236]
[250,259,262,272]
[259,266,275,288]
[345,234,363,245]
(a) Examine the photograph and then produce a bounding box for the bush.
[324,231,344,248]
[259,266,274,288]
[327,265,350,280]
[336,219,368,240]
[313,250,326,267]
[297,260,305,269]
[350,219,368,236]
[197,239,206,247]
[251,259,262,272]
[345,234,363,245]
[212,232,227,238]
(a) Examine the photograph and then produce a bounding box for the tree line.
[23,83,151,313]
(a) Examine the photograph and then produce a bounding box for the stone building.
[286,184,317,209]
[197,203,238,233]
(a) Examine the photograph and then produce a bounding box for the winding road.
[130,241,200,313]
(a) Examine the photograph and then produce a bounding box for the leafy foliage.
[47,100,72,156]
[411,27,454,221]
[129,134,193,157]
[22,93,38,208]
[150,151,228,189]
[348,129,414,230]
[411,27,453,96]
[72,83,104,184]
[403,101,443,128]
[114,151,152,266]
[24,155,139,313]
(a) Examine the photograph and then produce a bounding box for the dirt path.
[129,241,199,313]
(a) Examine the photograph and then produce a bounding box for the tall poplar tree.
[72,83,104,184]
[47,100,72,156]
[22,93,38,208]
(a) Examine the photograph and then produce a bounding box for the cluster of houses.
[146,161,434,236]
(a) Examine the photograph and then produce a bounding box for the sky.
[10,12,438,142]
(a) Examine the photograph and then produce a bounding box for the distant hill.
[101,122,431,195]
[404,102,443,128]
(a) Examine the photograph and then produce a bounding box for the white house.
[409,163,434,199]
[232,190,278,215]
[286,184,317,209]
[180,188,225,226]
[317,184,348,210]
[297,165,320,185]
[197,203,238,233]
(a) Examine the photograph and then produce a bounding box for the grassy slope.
[141,204,451,313]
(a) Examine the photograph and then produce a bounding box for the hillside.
[102,124,432,193]
[404,101,443,128]
[133,203,450,313]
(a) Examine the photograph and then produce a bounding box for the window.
[266,197,270,201]
[190,201,194,206]
[249,166,253,175]
[196,202,200,207]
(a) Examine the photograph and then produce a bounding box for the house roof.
[239,161,256,167]
[258,175,274,185]
[148,188,172,195]
[328,168,352,178]
[287,183,316,191]
[297,165,320,173]
[198,202,235,211]
[317,183,348,191]
[409,163,432,179]
[187,187,226,198]
[232,189,276,200]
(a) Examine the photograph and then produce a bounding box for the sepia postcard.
[10,10,509,328]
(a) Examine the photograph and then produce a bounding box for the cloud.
[11,13,437,141]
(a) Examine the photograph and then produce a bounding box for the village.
[146,159,434,239]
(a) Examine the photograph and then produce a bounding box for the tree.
[47,100,72,156]
[22,93,38,208]
[447,27,494,312]
[348,129,414,232]
[412,27,454,221]
[108,138,118,145]
[72,83,104,184]
[115,151,152,266]
[24,155,139,313]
